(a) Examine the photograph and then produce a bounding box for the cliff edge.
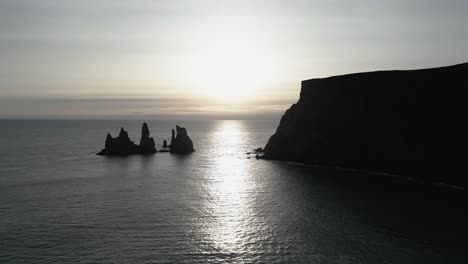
[264,63,468,187]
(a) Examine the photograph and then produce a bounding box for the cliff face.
[264,63,468,187]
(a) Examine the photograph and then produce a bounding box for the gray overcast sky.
[1,0,467,119]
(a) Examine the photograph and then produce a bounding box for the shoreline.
[263,158,465,192]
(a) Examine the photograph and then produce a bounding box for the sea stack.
[97,123,157,155]
[263,63,468,187]
[138,122,157,154]
[169,125,195,154]
[97,128,139,156]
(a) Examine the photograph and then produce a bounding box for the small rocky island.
[97,122,156,156]
[97,123,195,156]
[169,125,195,154]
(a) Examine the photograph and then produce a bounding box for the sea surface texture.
[0,120,464,264]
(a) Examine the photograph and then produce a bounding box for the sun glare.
[187,30,271,102]
[194,51,263,101]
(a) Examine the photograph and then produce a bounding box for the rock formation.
[97,128,139,156]
[163,140,169,148]
[263,63,468,187]
[169,125,195,154]
[138,122,157,154]
[97,123,157,156]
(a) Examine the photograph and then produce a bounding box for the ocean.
[0,119,464,263]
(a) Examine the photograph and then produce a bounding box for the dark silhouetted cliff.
[264,63,468,187]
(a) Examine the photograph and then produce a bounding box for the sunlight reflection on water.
[206,120,254,252]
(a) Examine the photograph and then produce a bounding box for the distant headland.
[263,62,468,188]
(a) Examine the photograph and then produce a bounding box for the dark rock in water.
[263,62,468,187]
[247,148,263,155]
[169,125,195,154]
[138,122,157,154]
[171,129,176,146]
[163,140,169,148]
[97,128,139,156]
[254,147,264,154]
[97,123,157,156]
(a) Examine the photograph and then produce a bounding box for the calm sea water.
[0,120,465,264]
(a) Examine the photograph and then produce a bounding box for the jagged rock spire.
[97,123,156,155]
[139,122,157,154]
[169,125,195,154]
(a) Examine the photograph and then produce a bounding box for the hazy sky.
[1,0,467,119]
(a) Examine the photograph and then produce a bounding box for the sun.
[191,50,263,102]
[187,38,269,102]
